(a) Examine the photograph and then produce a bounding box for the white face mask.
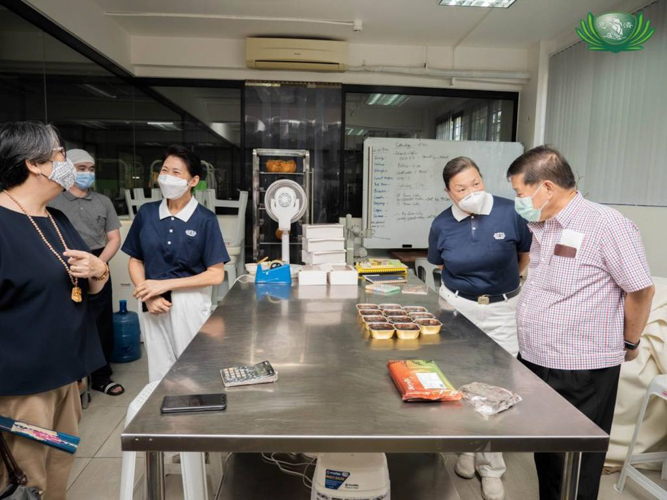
[158,174,190,200]
[457,190,487,214]
[48,158,76,190]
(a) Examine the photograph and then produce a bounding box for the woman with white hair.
[50,148,124,397]
[0,121,107,498]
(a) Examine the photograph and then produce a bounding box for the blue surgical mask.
[514,183,549,222]
[74,172,95,190]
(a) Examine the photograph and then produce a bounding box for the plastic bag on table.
[459,382,522,417]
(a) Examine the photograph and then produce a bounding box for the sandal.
[92,381,125,396]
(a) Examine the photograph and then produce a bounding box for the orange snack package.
[387,360,462,402]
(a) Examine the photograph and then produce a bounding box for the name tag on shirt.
[554,229,585,259]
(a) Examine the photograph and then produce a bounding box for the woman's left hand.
[64,250,106,279]
[134,280,171,302]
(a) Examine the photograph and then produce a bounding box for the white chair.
[120,382,218,500]
[193,189,210,208]
[615,374,667,499]
[124,188,162,220]
[415,258,439,292]
[206,191,248,300]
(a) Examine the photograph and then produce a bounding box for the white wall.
[515,40,554,149]
[130,36,528,91]
[24,0,133,71]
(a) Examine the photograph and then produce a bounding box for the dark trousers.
[519,355,621,500]
[90,249,114,386]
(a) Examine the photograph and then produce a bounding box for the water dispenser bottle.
[111,300,142,363]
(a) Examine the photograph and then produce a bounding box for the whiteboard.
[362,138,524,249]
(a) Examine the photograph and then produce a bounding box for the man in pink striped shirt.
[506,145,655,500]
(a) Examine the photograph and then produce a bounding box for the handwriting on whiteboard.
[363,138,524,249]
[371,145,449,228]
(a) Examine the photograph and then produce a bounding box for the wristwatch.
[91,263,110,281]
[624,339,641,351]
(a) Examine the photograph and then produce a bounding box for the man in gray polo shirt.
[50,149,124,398]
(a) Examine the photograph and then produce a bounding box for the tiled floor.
[68,348,667,499]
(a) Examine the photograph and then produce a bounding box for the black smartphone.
[142,290,172,313]
[160,393,227,414]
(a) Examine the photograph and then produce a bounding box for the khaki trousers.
[0,382,82,500]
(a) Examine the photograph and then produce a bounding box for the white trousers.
[439,285,519,357]
[140,288,212,383]
[440,284,520,478]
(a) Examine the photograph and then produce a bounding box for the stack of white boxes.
[299,224,357,286]
[301,224,345,265]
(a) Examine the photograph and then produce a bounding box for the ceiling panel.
[92,0,622,47]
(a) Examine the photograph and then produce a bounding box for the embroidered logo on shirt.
[185,230,197,237]
[494,232,506,240]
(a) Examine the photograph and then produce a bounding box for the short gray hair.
[0,121,60,190]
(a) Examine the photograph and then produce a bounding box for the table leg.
[146,451,165,500]
[560,452,582,500]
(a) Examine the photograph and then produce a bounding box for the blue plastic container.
[111,300,142,363]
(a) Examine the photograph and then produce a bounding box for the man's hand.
[624,348,639,362]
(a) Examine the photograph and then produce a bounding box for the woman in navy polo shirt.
[122,145,229,383]
[427,156,531,500]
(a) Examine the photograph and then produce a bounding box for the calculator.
[220,361,278,387]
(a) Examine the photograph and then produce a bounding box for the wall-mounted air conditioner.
[246,38,348,72]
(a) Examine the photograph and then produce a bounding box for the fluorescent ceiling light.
[365,94,410,107]
[77,120,107,130]
[81,84,117,99]
[439,0,517,7]
[345,127,367,136]
[147,121,181,131]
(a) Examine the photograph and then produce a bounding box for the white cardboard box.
[302,250,346,265]
[302,224,344,240]
[327,264,359,286]
[298,266,328,286]
[302,238,345,253]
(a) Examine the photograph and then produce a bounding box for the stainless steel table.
[122,280,608,500]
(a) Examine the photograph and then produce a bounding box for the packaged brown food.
[362,315,387,329]
[368,322,395,340]
[393,323,420,340]
[388,316,414,324]
[413,318,442,335]
[403,306,428,313]
[387,360,461,402]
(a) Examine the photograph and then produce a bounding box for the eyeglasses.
[52,147,67,159]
